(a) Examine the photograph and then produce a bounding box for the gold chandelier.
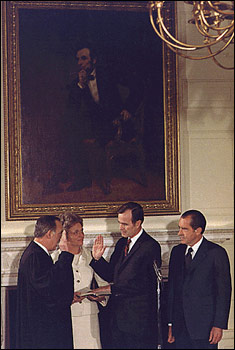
[149,1,234,69]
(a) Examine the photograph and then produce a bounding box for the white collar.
[34,240,50,256]
[186,236,203,256]
[90,68,96,78]
[128,228,143,246]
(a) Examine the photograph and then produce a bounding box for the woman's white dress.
[52,246,108,349]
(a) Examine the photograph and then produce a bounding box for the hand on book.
[86,295,106,302]
[79,284,111,298]
[72,292,85,304]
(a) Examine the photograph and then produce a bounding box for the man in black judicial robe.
[15,215,76,349]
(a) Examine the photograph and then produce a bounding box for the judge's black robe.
[16,241,74,349]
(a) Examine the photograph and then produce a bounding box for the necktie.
[185,247,193,270]
[124,238,131,256]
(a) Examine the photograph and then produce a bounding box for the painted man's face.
[76,47,96,74]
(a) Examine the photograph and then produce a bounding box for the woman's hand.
[72,292,85,304]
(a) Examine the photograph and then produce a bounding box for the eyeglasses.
[68,229,84,236]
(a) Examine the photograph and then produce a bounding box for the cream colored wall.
[1,2,234,348]
[176,3,234,348]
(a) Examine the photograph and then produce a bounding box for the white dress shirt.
[77,69,99,103]
[128,228,143,252]
[185,236,204,259]
[88,69,99,103]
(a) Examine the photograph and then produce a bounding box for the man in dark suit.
[89,202,162,349]
[60,44,133,195]
[167,209,232,349]
[16,215,77,349]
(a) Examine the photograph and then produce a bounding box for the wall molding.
[1,228,233,286]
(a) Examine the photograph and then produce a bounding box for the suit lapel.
[122,239,141,263]
[116,231,148,273]
[113,239,127,280]
[179,244,187,278]
[186,237,208,274]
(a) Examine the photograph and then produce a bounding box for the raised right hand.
[92,234,106,260]
[59,231,77,255]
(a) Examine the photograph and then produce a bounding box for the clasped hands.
[72,292,105,305]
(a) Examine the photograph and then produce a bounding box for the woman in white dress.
[52,212,108,349]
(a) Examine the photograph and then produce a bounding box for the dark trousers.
[174,321,218,349]
[110,316,157,349]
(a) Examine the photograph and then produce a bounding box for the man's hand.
[209,327,223,344]
[59,231,77,255]
[92,234,106,260]
[90,285,111,295]
[86,295,106,302]
[78,69,88,88]
[167,325,175,344]
[120,109,131,121]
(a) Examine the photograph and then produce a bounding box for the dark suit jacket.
[167,237,231,340]
[16,241,74,349]
[90,230,161,346]
[65,66,123,148]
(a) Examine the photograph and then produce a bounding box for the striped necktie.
[124,238,131,256]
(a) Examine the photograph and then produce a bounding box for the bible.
[77,287,111,297]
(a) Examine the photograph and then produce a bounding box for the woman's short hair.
[59,212,83,233]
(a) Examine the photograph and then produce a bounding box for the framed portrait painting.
[3,1,180,219]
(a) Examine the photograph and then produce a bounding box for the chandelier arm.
[149,9,196,50]
[153,5,233,49]
[194,16,220,38]
[215,25,235,39]
[155,6,197,48]
[207,22,235,32]
[149,1,234,69]
[210,31,235,54]
[209,47,234,69]
[199,6,234,32]
[207,1,234,16]
[195,19,233,42]
[194,16,232,40]
[165,32,234,60]
[199,7,216,30]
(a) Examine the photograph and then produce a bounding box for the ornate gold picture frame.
[3,1,180,220]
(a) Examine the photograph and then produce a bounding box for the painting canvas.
[3,1,179,219]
